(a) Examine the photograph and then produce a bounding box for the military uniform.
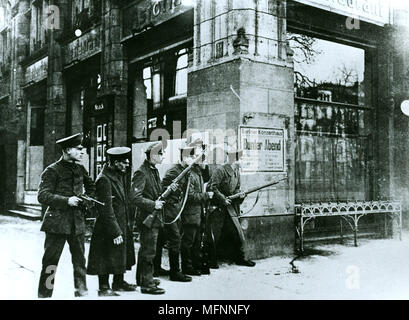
[181,165,210,275]
[87,147,136,295]
[37,134,96,298]
[131,143,166,294]
[161,162,192,281]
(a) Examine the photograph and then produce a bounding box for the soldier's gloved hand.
[170,182,179,192]
[207,192,214,199]
[225,198,232,206]
[155,200,165,210]
[68,196,82,207]
[113,235,123,245]
[239,192,246,199]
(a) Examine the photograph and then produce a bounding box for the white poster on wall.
[240,126,285,172]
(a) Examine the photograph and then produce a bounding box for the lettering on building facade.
[294,0,390,25]
[122,0,190,38]
[65,26,101,66]
[25,56,48,85]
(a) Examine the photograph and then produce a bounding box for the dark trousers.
[136,226,159,288]
[38,232,87,298]
[209,208,246,262]
[164,219,182,275]
[98,274,124,290]
[181,224,201,271]
[153,227,166,271]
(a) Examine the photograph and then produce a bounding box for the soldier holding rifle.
[37,133,96,298]
[161,144,203,282]
[87,147,137,297]
[130,141,169,295]
[209,147,256,267]
[180,138,214,276]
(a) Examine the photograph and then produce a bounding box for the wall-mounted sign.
[25,56,48,84]
[240,126,285,172]
[122,0,191,38]
[293,0,390,26]
[65,26,101,66]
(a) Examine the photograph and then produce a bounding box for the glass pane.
[289,33,365,106]
[176,53,188,70]
[175,68,187,96]
[152,73,161,106]
[143,67,151,79]
[144,79,152,99]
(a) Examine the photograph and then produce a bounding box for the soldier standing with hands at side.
[37,133,96,298]
[87,147,136,296]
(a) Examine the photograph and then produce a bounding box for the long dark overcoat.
[87,165,136,275]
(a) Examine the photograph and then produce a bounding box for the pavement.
[1,215,409,300]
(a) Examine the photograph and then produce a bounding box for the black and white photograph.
[1,0,409,310]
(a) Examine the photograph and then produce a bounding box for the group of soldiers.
[37,133,255,298]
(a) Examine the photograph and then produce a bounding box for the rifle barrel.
[228,177,287,200]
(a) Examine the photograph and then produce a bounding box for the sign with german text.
[122,0,192,39]
[65,26,101,66]
[293,0,390,26]
[25,56,48,84]
[240,126,285,173]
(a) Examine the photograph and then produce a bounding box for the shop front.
[18,56,48,205]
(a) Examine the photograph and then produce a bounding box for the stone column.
[388,9,409,232]
[188,0,294,258]
[44,0,70,166]
[101,0,128,147]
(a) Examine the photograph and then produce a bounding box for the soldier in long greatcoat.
[87,147,136,297]
[209,147,256,267]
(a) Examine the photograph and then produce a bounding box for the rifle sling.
[157,175,191,225]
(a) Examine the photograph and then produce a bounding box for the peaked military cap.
[145,141,163,155]
[56,133,83,149]
[107,146,131,161]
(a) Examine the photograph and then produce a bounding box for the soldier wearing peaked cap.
[130,141,166,294]
[37,133,96,298]
[87,147,137,297]
[208,146,256,268]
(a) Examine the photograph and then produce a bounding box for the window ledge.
[168,94,187,104]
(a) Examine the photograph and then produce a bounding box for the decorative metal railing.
[294,200,402,252]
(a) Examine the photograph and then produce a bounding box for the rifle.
[227,177,287,201]
[142,148,207,228]
[199,182,212,274]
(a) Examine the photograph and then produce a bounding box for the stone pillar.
[101,0,128,147]
[44,0,70,166]
[188,0,294,258]
[389,8,409,231]
[132,69,148,141]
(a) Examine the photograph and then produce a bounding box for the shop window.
[174,49,188,96]
[72,0,92,32]
[289,32,373,202]
[30,108,44,146]
[143,67,152,99]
